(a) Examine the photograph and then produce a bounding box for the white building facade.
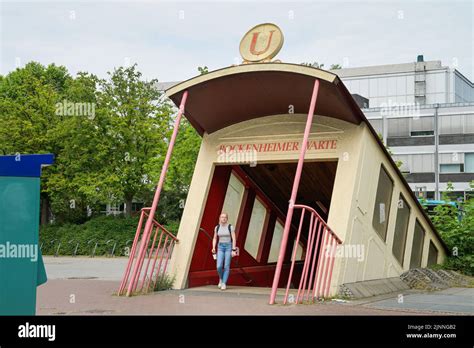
[333,57,474,200]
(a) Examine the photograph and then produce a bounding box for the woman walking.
[212,212,237,290]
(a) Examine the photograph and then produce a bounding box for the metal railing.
[117,208,179,296]
[40,239,124,257]
[283,204,342,304]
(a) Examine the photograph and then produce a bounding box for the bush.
[40,215,180,257]
[430,182,474,276]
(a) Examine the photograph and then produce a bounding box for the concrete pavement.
[36,279,425,315]
[43,256,128,281]
[38,256,473,315]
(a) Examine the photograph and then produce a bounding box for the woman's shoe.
[218,281,222,289]
[221,284,226,290]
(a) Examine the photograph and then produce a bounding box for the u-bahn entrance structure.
[118,24,447,305]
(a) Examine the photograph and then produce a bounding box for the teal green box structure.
[0,154,54,315]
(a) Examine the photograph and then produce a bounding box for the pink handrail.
[281,204,342,304]
[117,209,179,296]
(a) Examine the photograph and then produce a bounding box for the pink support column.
[269,79,320,305]
[126,91,188,296]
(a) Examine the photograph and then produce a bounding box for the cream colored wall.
[335,122,447,293]
[166,139,217,289]
[168,113,447,292]
[169,113,358,289]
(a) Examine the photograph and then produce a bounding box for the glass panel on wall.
[372,166,394,242]
[268,219,284,263]
[465,153,474,173]
[221,173,245,226]
[440,164,462,173]
[392,195,411,266]
[410,220,425,269]
[427,241,439,266]
[244,197,267,261]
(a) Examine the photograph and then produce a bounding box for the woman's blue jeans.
[216,242,232,284]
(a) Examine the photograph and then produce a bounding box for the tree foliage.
[0,62,201,224]
[430,182,474,275]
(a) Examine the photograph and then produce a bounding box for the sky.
[1,0,473,83]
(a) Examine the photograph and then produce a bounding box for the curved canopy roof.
[165,63,366,136]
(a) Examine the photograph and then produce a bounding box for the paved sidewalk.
[43,256,128,281]
[36,279,463,316]
[38,257,473,315]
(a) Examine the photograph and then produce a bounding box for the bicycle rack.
[87,239,98,258]
[123,239,133,256]
[106,239,116,257]
[68,239,79,257]
[49,239,57,257]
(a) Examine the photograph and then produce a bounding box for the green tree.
[157,119,201,223]
[0,62,178,221]
[0,62,73,223]
[1,62,201,225]
[93,64,174,217]
[431,181,474,275]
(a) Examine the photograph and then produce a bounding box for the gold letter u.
[249,30,275,55]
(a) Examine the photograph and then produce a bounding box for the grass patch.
[153,273,175,292]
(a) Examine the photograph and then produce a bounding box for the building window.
[410,130,434,136]
[244,197,267,261]
[291,239,304,262]
[372,166,394,242]
[427,241,439,266]
[267,221,305,263]
[440,164,462,173]
[222,173,245,226]
[465,153,474,173]
[268,219,284,263]
[411,116,434,136]
[392,195,411,266]
[409,220,425,269]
